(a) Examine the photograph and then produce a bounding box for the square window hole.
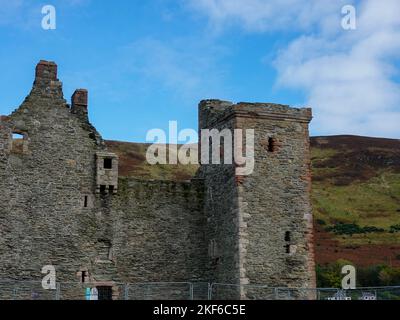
[104,158,112,169]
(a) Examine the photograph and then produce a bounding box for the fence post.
[124,284,129,300]
[189,283,194,300]
[55,282,61,300]
[13,286,17,300]
[274,287,278,300]
[207,283,212,300]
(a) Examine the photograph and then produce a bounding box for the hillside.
[311,136,400,267]
[105,135,400,268]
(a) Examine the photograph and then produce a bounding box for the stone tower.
[198,100,316,298]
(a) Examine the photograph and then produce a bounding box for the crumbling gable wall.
[0,61,110,283]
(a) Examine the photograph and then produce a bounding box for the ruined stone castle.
[0,61,315,299]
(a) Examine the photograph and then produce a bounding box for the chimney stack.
[35,60,58,82]
[33,60,63,98]
[71,89,88,121]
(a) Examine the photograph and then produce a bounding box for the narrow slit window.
[104,158,112,169]
[84,196,88,208]
[81,271,87,283]
[268,137,276,153]
[208,137,213,164]
[109,185,114,194]
[285,231,291,254]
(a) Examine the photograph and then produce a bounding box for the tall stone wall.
[233,103,316,294]
[198,100,316,299]
[109,178,207,283]
[196,100,241,290]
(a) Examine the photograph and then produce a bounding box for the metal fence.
[0,280,400,300]
[0,281,202,300]
[125,282,193,300]
[0,280,59,300]
[208,283,400,300]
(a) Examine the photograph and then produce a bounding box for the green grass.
[313,171,400,245]
[313,171,400,228]
[311,147,338,160]
[336,232,400,246]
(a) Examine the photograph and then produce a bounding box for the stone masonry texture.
[0,61,315,299]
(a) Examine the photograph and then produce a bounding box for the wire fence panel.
[192,282,209,300]
[0,280,57,300]
[208,284,400,300]
[209,283,243,300]
[333,287,400,300]
[57,282,126,300]
[57,283,86,300]
[125,282,193,300]
[209,284,315,300]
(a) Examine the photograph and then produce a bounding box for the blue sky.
[0,0,399,142]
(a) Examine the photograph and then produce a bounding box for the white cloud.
[275,0,400,137]
[187,0,400,138]
[187,0,348,34]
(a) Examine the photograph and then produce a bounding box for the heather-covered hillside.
[106,135,400,268]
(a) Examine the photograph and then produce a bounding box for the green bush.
[325,223,384,235]
[317,261,400,288]
[390,224,400,233]
[362,226,385,233]
[316,259,354,288]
